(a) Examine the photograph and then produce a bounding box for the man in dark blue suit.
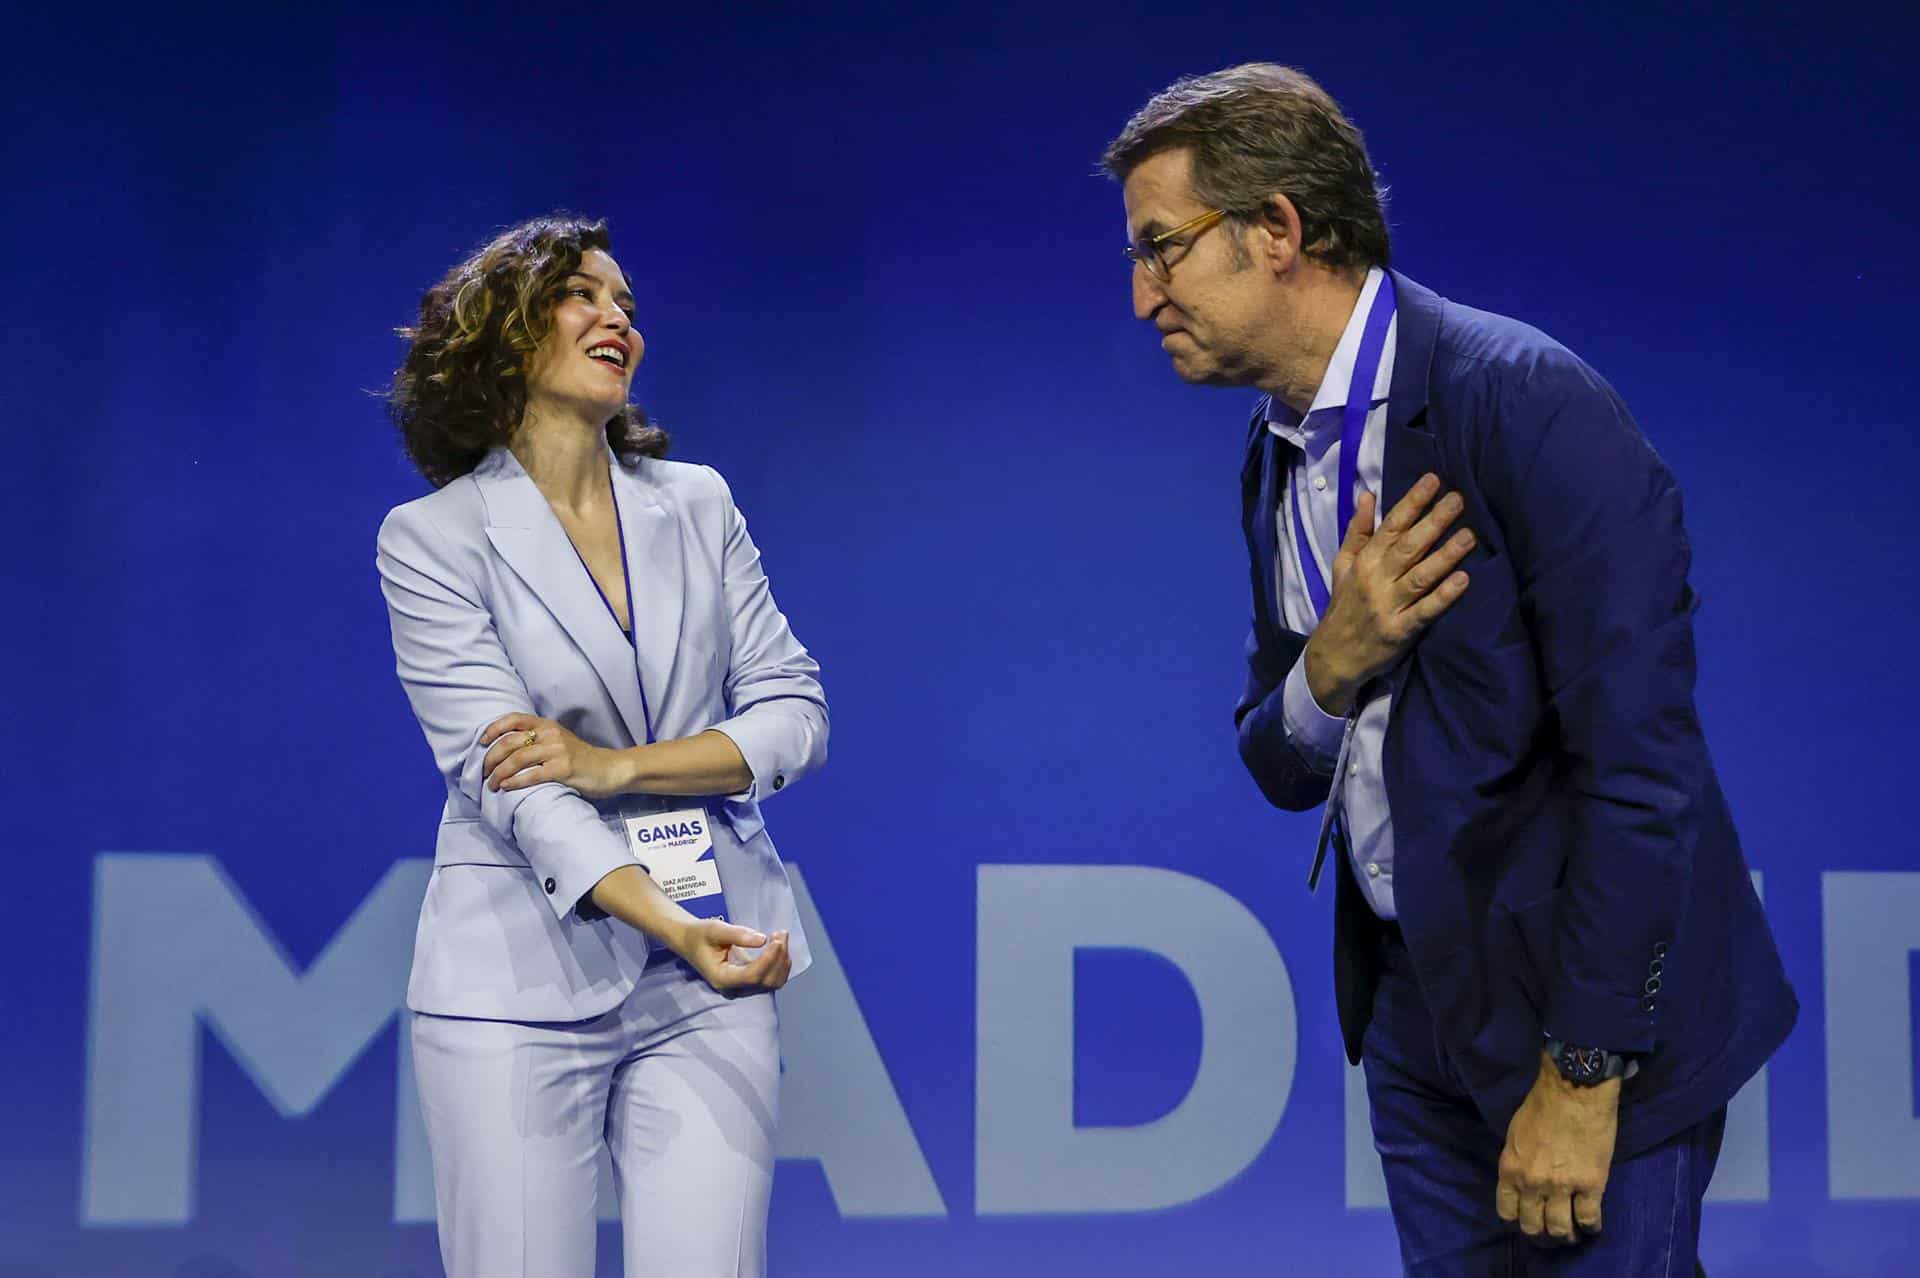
[1104,65,1796,1275]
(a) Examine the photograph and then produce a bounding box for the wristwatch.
[1545,1038,1638,1086]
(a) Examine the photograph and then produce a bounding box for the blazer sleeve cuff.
[1546,978,1658,1057]
[707,697,827,801]
[507,787,638,922]
[1282,654,1347,773]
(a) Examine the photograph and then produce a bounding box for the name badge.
[624,806,727,921]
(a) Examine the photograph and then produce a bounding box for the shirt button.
[1348,763,1360,777]
[1365,861,1381,878]
[772,774,786,791]
[543,877,557,895]
[1312,475,1329,492]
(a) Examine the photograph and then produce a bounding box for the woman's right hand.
[587,866,791,992]
[667,918,793,993]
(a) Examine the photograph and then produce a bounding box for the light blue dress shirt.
[1269,266,1399,919]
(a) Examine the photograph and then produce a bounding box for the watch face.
[1560,1045,1608,1085]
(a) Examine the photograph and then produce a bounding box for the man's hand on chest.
[1303,473,1478,716]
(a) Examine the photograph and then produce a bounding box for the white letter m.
[82,854,427,1224]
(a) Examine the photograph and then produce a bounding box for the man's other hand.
[1496,1050,1621,1244]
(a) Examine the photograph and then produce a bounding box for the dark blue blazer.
[1236,271,1797,1157]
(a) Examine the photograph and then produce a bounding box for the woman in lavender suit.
[377,214,827,1278]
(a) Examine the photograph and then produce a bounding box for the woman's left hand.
[479,714,630,797]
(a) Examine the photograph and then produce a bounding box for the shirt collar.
[1267,265,1389,445]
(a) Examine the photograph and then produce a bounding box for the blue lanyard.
[1290,274,1397,619]
[611,490,657,745]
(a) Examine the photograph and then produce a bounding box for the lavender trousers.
[411,954,781,1278]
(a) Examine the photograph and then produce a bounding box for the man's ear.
[1255,192,1305,276]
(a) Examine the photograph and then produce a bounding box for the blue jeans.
[1362,925,1725,1277]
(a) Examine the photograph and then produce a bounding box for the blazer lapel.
[612,461,686,743]
[474,449,654,747]
[1251,420,1282,633]
[1381,270,1443,508]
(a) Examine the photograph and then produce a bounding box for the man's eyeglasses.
[1124,208,1227,282]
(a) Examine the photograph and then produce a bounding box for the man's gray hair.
[1102,63,1391,272]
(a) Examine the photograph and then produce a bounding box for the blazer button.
[1649,959,1664,978]
[1641,996,1657,1012]
[544,877,557,894]
[771,774,785,791]
[1653,941,1669,959]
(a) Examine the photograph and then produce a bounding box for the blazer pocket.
[434,817,528,870]
[717,795,768,845]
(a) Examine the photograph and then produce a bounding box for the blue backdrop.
[5,2,1918,1275]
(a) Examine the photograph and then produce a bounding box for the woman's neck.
[510,405,612,513]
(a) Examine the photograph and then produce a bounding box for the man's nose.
[1133,264,1166,321]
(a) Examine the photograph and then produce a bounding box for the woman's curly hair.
[388,214,669,488]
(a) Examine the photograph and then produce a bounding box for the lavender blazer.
[377,448,827,1021]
